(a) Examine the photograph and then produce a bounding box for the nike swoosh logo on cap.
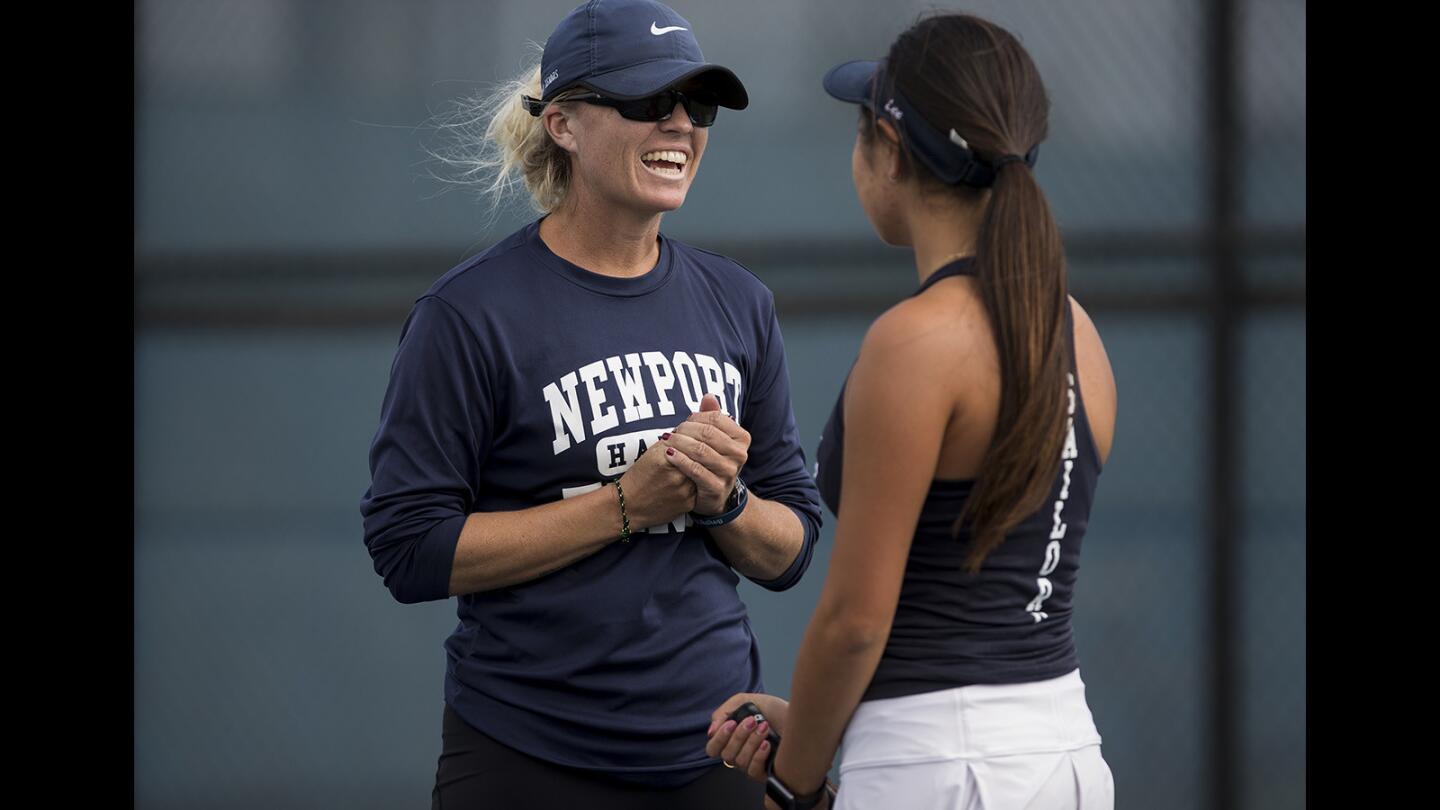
[651,22,687,35]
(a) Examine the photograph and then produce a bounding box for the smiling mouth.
[641,149,688,179]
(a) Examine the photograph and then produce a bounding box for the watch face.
[729,479,746,509]
[765,776,795,806]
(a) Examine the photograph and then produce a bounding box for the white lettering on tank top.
[1029,372,1078,623]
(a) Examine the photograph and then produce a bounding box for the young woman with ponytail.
[705,13,1118,810]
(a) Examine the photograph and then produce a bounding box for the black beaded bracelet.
[613,480,631,543]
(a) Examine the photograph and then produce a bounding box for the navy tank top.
[815,258,1104,702]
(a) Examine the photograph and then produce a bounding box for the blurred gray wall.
[135,1,1305,808]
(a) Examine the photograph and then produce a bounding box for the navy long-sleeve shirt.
[360,218,822,787]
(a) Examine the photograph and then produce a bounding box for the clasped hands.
[618,394,751,527]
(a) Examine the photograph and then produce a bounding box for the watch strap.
[691,479,748,527]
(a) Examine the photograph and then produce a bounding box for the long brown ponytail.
[876,13,1069,573]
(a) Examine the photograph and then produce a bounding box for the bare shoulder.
[844,291,982,439]
[861,283,989,371]
[1069,295,1118,466]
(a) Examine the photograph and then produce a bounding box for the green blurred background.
[134,1,1305,807]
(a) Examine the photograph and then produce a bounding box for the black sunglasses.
[523,88,720,127]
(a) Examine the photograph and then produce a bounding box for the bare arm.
[707,495,804,583]
[446,484,622,594]
[448,435,700,595]
[661,395,806,583]
[768,304,955,797]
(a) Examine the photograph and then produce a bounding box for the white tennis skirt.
[834,669,1113,810]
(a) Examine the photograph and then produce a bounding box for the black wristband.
[764,754,829,810]
[691,479,748,528]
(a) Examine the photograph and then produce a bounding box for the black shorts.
[432,703,765,809]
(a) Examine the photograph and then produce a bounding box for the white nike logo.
[651,22,687,35]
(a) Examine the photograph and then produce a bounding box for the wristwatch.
[691,478,748,528]
[764,754,830,810]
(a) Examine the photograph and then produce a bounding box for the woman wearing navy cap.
[705,13,1117,810]
[360,1,821,806]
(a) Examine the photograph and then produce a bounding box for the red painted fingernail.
[742,716,755,729]
[760,741,769,751]
[666,448,675,456]
[661,432,671,439]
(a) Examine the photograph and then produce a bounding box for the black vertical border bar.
[1207,0,1240,808]
[132,0,142,805]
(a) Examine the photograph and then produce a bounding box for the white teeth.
[641,150,688,165]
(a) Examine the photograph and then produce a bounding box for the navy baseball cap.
[823,58,1037,188]
[537,0,748,109]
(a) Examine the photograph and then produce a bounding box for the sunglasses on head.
[523,87,720,127]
